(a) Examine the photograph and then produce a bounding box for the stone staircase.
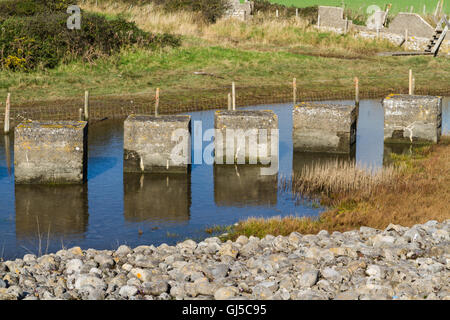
[425,16,449,56]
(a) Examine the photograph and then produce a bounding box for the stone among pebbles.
[214,287,239,300]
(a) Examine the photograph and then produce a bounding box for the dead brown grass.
[287,160,399,199]
[228,137,450,239]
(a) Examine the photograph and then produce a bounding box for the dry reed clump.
[288,159,400,199]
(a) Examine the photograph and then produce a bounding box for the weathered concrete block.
[293,103,357,153]
[318,6,351,30]
[123,173,190,223]
[383,94,442,143]
[124,115,191,173]
[214,164,277,207]
[15,185,88,238]
[387,13,434,38]
[214,110,278,164]
[14,121,88,184]
[226,0,253,21]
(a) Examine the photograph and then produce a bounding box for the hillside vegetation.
[0,0,449,105]
[0,0,180,71]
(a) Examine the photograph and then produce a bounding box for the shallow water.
[0,99,448,259]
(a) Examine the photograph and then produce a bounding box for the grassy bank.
[222,137,450,240]
[2,45,450,106]
[0,0,449,109]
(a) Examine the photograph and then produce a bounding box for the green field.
[268,0,449,14]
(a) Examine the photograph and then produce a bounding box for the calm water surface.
[0,99,449,259]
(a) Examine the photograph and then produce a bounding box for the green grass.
[1,43,449,105]
[268,0,449,14]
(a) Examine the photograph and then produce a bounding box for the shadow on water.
[88,157,118,180]
[214,164,278,208]
[123,172,191,224]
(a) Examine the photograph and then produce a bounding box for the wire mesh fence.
[1,83,449,129]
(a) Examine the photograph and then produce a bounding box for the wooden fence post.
[409,69,413,95]
[84,90,89,122]
[293,78,297,105]
[232,82,236,110]
[228,93,232,110]
[155,88,160,116]
[4,93,10,134]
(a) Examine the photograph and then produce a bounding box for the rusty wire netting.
[1,84,449,128]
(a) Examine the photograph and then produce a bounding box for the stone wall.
[316,6,449,55]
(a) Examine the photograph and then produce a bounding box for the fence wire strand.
[1,84,449,127]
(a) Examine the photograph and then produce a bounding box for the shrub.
[252,0,318,23]
[0,12,181,71]
[115,0,230,23]
[0,0,73,17]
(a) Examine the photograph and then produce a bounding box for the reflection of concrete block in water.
[124,115,191,173]
[383,94,442,143]
[214,165,277,207]
[14,121,88,184]
[15,185,88,239]
[293,151,355,175]
[383,144,415,165]
[123,173,191,223]
[293,103,357,153]
[214,110,278,164]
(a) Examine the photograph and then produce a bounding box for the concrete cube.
[293,103,357,153]
[214,110,278,164]
[214,164,277,207]
[383,94,442,143]
[318,6,352,30]
[123,173,190,223]
[14,121,88,184]
[15,185,88,238]
[124,115,191,173]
